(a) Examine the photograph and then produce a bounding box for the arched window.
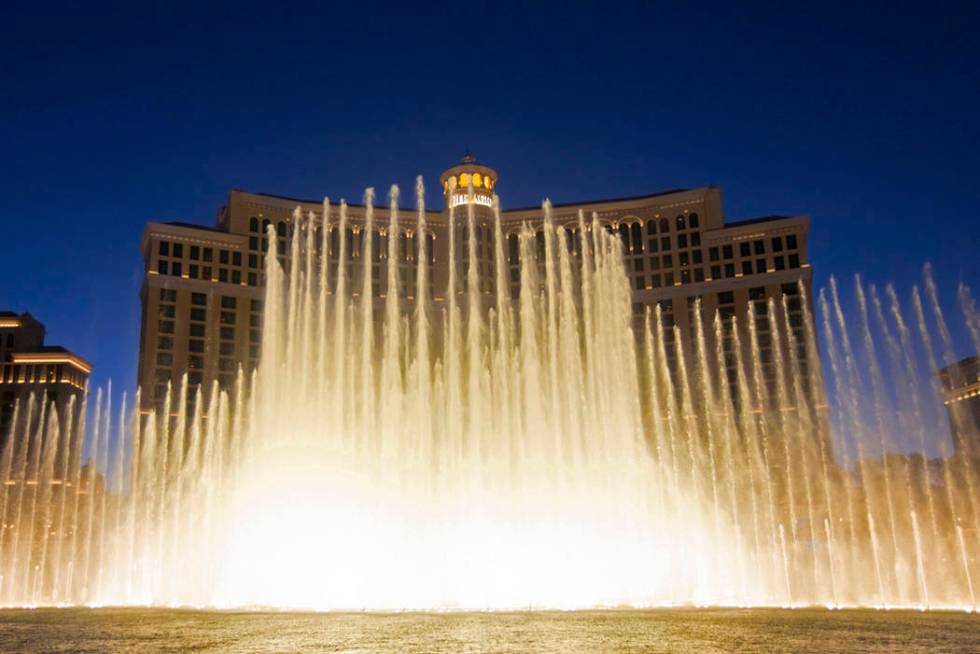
[630,223,643,252]
[689,213,700,229]
[676,215,686,230]
[659,218,669,233]
[277,221,287,238]
[646,219,657,236]
[618,223,630,250]
[249,217,259,232]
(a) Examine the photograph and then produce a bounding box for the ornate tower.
[439,153,498,213]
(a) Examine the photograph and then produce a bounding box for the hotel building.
[137,156,813,413]
[0,311,91,447]
[940,356,980,456]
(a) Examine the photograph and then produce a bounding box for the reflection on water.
[0,608,977,653]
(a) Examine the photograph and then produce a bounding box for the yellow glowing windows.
[460,173,471,187]
[473,173,482,188]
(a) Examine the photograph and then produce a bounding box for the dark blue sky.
[2,1,978,393]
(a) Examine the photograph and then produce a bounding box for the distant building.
[0,311,91,447]
[940,356,980,455]
[137,156,816,417]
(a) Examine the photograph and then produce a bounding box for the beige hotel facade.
[137,156,813,413]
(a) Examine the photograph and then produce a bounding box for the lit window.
[473,173,482,188]
[460,173,471,187]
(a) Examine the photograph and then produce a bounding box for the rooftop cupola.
[439,154,498,209]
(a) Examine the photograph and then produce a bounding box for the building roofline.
[230,189,441,214]
[500,187,709,214]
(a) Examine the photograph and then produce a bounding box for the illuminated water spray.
[0,179,978,610]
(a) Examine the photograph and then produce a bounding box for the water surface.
[0,608,977,653]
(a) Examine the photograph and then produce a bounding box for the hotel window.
[232,270,242,284]
[188,372,203,386]
[742,261,753,276]
[789,253,800,268]
[220,250,229,265]
[634,258,645,272]
[786,234,798,250]
[676,215,686,230]
[694,268,705,282]
[740,242,750,257]
[249,314,261,328]
[718,291,735,305]
[782,283,800,296]
[221,311,236,325]
[249,254,258,268]
[189,339,205,353]
[648,238,658,253]
[650,257,660,270]
[754,240,765,255]
[189,264,199,279]
[709,247,719,262]
[678,234,688,248]
[689,213,700,228]
[156,352,173,366]
[233,252,242,266]
[772,237,783,252]
[662,254,673,268]
[723,245,733,259]
[660,236,671,251]
[219,341,235,356]
[160,289,177,301]
[158,320,175,334]
[159,240,170,256]
[646,219,657,236]
[711,265,721,279]
[277,222,287,238]
[188,355,204,370]
[190,323,205,337]
[250,330,261,343]
[155,369,171,383]
[172,262,183,277]
[248,272,258,286]
[680,270,691,284]
[756,259,766,274]
[774,256,786,270]
[691,232,701,247]
[190,246,200,260]
[157,260,169,275]
[724,263,735,278]
[203,247,213,262]
[173,243,183,258]
[651,275,661,288]
[219,269,228,283]
[221,296,236,310]
[192,292,206,306]
[190,308,206,321]
[664,272,675,286]
[250,217,260,232]
[749,287,765,300]
[679,252,689,266]
[203,266,213,279]
[219,358,235,372]
[160,304,176,318]
[693,250,703,264]
[250,236,259,250]
[251,299,263,312]
[657,218,668,232]
[634,276,645,290]
[157,336,173,350]
[631,223,643,252]
[220,327,235,341]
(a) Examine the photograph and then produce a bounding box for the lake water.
[0,608,976,653]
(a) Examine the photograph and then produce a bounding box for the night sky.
[2,1,978,395]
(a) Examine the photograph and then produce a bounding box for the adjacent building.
[940,355,980,456]
[0,311,91,446]
[137,156,814,414]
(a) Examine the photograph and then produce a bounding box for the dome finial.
[461,151,476,164]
